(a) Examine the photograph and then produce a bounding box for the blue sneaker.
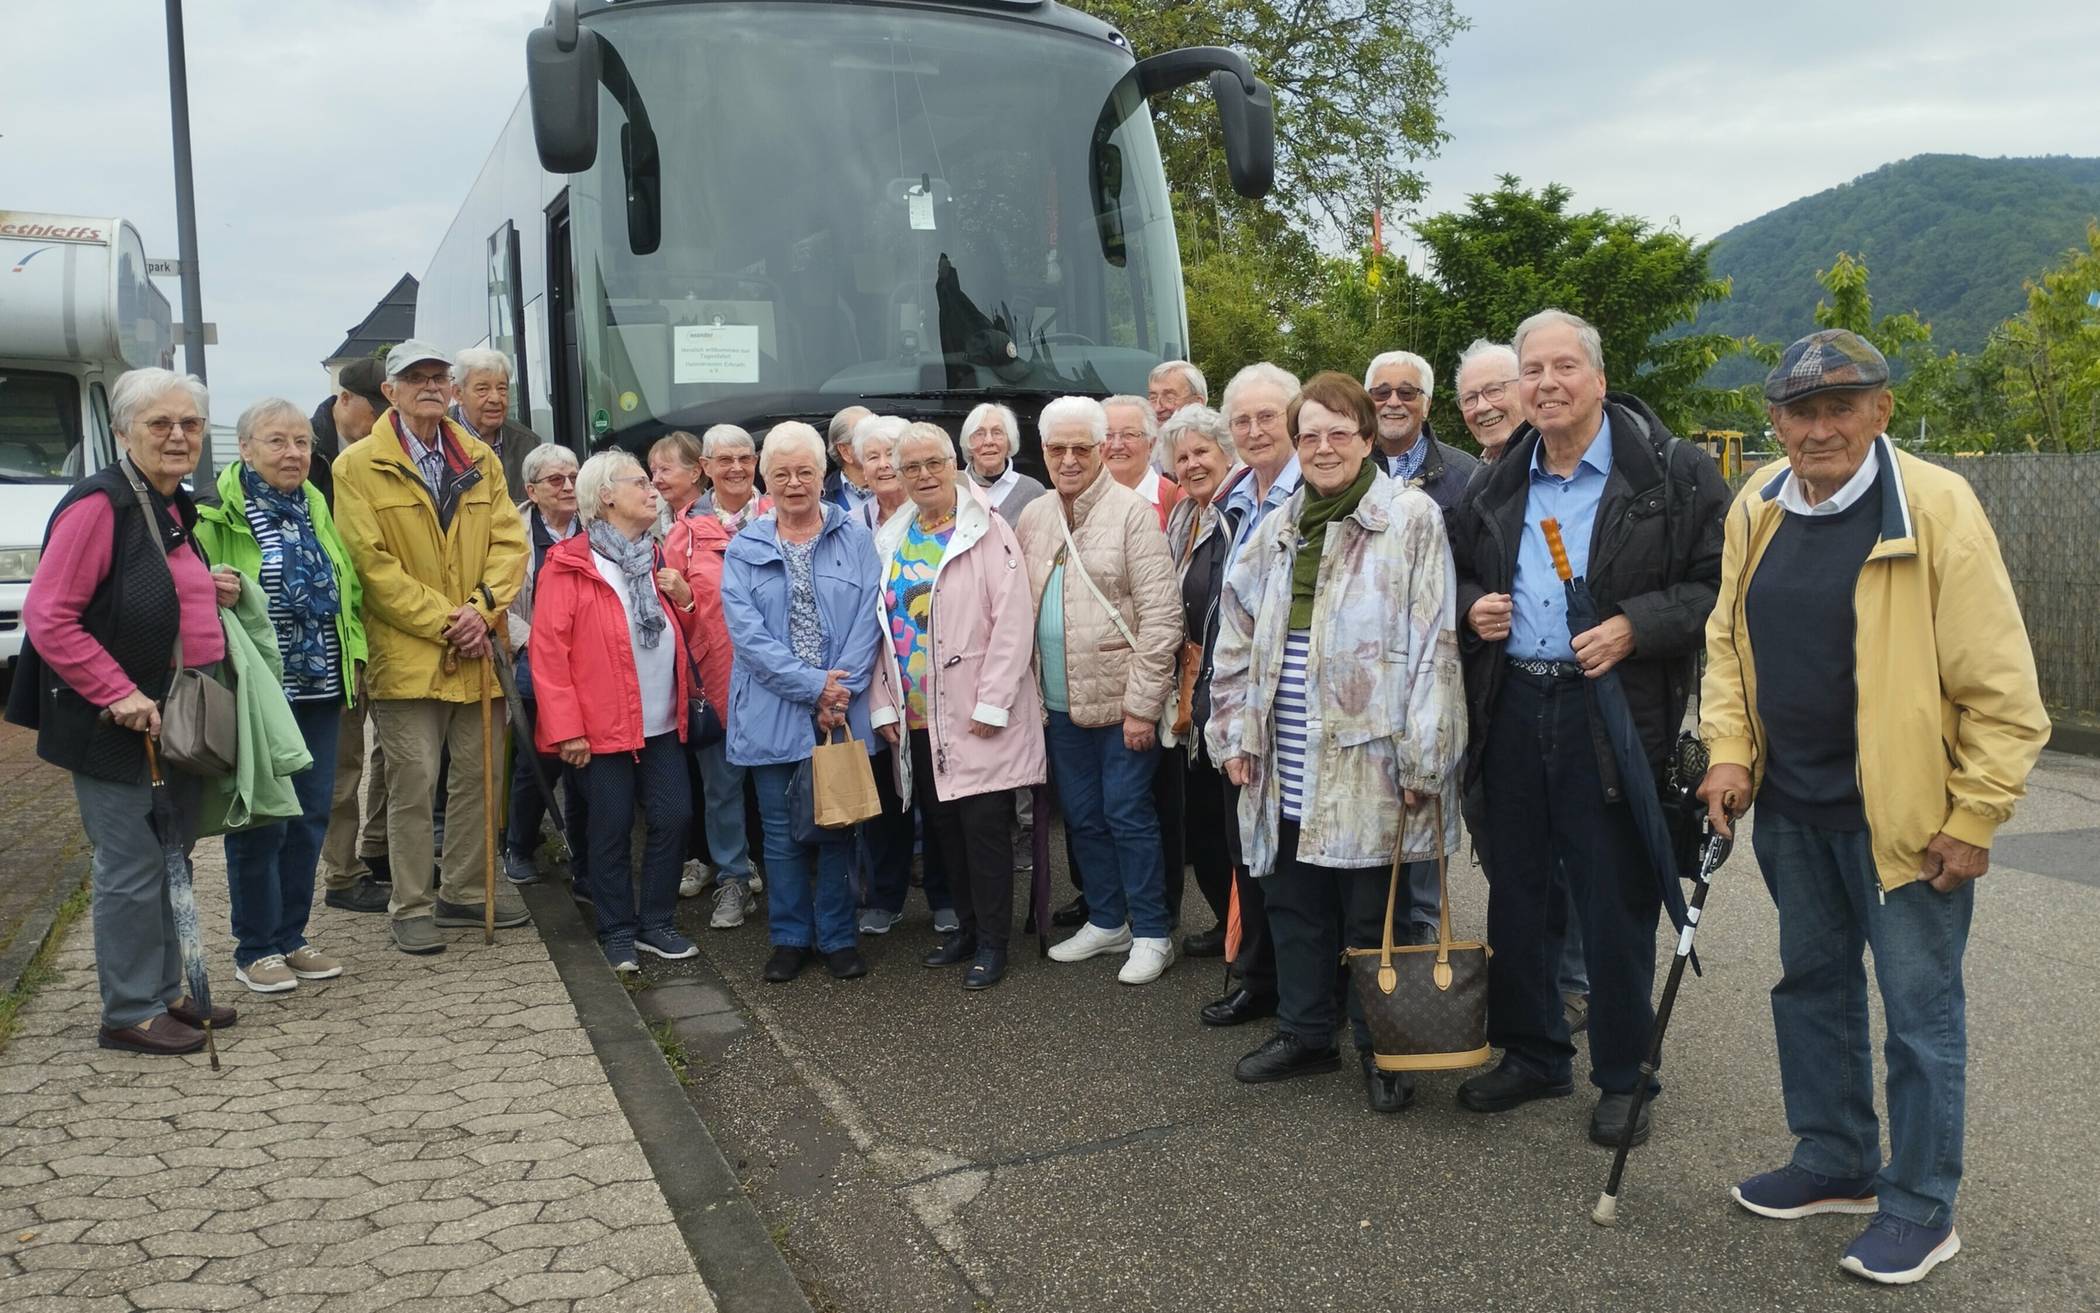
[1840,1212,1960,1285]
[637,927,699,961]
[503,849,540,885]
[1732,1164,1878,1219]
[602,940,641,975]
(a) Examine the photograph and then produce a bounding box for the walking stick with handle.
[480,651,497,944]
[1592,822,1733,1226]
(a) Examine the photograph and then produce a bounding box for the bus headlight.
[0,547,41,581]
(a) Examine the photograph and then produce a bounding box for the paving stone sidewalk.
[0,840,716,1313]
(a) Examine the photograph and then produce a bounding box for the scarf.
[241,466,342,687]
[587,518,667,650]
[1288,460,1375,629]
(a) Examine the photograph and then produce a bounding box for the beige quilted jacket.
[1015,467,1181,729]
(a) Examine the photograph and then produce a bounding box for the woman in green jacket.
[196,398,368,995]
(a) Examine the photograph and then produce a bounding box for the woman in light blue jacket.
[720,422,886,985]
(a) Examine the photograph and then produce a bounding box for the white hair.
[1219,362,1299,420]
[234,397,311,446]
[850,414,909,466]
[1037,395,1108,446]
[760,421,827,482]
[520,443,578,485]
[896,421,957,463]
[1103,394,1166,470]
[701,423,755,458]
[1512,308,1606,373]
[451,346,513,386]
[1363,350,1434,398]
[111,368,208,435]
[576,449,643,525]
[961,402,1021,459]
[1456,339,1520,385]
[1161,404,1235,463]
[1147,359,1208,404]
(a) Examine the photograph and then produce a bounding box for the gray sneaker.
[858,906,900,935]
[391,917,446,955]
[434,882,532,929]
[710,880,755,929]
[932,907,961,935]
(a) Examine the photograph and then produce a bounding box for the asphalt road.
[479,750,2098,1311]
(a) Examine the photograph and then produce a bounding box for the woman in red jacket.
[531,450,703,973]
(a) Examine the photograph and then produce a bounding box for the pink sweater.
[23,493,226,707]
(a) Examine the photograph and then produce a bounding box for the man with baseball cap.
[1698,328,2047,1284]
[333,340,529,954]
[306,356,389,506]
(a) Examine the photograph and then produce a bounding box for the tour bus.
[413,0,1272,469]
[0,212,174,669]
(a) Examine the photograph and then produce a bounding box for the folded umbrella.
[143,737,220,1071]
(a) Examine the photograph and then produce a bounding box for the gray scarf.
[586,519,667,649]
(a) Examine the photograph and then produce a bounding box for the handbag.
[668,531,727,749]
[1345,798,1494,1072]
[122,460,237,777]
[1170,639,1203,740]
[809,723,881,830]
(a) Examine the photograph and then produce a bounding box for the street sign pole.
[165,0,213,484]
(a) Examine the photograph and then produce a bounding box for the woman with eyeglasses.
[500,444,590,893]
[193,397,369,996]
[1101,395,1185,531]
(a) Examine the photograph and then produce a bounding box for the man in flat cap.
[1698,328,2047,1284]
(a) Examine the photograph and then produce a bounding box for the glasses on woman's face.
[897,458,951,479]
[140,416,207,439]
[612,474,653,490]
[1228,409,1283,435]
[771,465,821,487]
[535,472,578,487]
[1296,426,1363,451]
[1367,383,1424,405]
[253,434,314,455]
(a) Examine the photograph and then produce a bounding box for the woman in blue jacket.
[720,422,886,984]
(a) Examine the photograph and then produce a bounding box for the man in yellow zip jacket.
[1697,328,2048,1286]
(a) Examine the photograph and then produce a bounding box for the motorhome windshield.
[571,2,1186,439]
[0,370,85,483]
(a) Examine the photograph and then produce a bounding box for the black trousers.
[867,745,951,914]
[1483,668,1660,1094]
[1182,753,1232,926]
[908,730,1017,951]
[1222,780,1275,995]
[1262,820,1385,1051]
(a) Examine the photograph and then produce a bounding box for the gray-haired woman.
[961,402,1047,526]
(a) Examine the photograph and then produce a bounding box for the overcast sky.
[8,0,2099,423]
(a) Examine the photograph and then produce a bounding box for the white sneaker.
[678,860,713,899]
[1048,921,1133,963]
[235,954,297,994]
[1118,936,1177,985]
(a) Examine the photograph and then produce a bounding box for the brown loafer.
[167,996,237,1030]
[98,1013,206,1055]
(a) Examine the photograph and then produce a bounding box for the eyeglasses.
[771,467,821,486]
[1103,429,1148,447]
[1367,383,1424,405]
[253,435,314,454]
[612,474,653,490]
[897,458,952,479]
[1043,442,1095,462]
[398,370,451,388]
[1459,379,1517,409]
[535,472,578,487]
[1295,427,1364,451]
[140,416,206,438]
[1228,409,1284,434]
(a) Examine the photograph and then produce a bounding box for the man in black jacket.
[1447,308,1729,1148]
[1364,349,1479,513]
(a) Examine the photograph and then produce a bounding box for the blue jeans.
[1753,809,1973,1226]
[1044,711,1168,939]
[576,732,690,949]
[223,698,340,968]
[751,762,858,953]
[695,738,752,883]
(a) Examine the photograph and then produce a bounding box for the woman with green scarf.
[1205,371,1465,1115]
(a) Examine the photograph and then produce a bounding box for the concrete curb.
[523,879,816,1313]
[2048,720,2100,758]
[0,852,87,997]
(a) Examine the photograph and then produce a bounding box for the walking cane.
[480,651,498,944]
[1592,821,1733,1226]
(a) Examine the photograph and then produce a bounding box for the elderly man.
[1448,309,1730,1146]
[1364,350,1477,508]
[335,340,530,955]
[1147,359,1208,428]
[1017,396,1182,985]
[307,356,389,505]
[1454,339,1524,462]
[1698,330,2047,1285]
[825,405,874,513]
[449,347,543,499]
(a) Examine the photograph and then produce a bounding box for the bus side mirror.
[526,3,600,174]
[1128,47,1276,201]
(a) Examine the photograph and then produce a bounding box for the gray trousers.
[76,770,202,1029]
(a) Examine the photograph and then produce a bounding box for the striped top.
[243,497,343,703]
[1275,629,1311,821]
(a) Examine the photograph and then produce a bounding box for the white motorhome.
[0,211,174,668]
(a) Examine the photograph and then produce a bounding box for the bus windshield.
[572,2,1187,440]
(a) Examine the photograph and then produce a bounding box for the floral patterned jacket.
[1204,470,1465,875]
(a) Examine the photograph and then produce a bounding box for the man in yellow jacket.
[335,341,529,955]
[1697,329,2048,1286]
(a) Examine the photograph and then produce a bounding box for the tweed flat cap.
[1765,329,1890,404]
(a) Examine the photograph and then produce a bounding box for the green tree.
[1994,222,2100,452]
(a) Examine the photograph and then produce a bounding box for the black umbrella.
[143,737,220,1071]
[1539,519,1690,933]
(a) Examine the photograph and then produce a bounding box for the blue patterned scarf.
[241,466,340,686]
[587,519,668,649]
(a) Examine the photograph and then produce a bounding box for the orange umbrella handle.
[1541,517,1574,582]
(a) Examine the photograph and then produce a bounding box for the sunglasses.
[1367,383,1424,404]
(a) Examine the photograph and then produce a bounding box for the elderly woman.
[650,430,710,529]
[1016,396,1182,985]
[961,403,1048,526]
[721,422,886,983]
[449,346,542,496]
[531,451,702,973]
[501,443,589,890]
[868,423,1045,989]
[12,368,242,1053]
[1207,371,1464,1114]
[191,398,367,994]
[1162,405,1244,959]
[692,423,769,533]
[852,415,911,533]
[1103,394,1184,531]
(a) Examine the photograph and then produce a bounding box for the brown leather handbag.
[1169,639,1203,739]
[1346,798,1493,1072]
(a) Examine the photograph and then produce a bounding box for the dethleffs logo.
[0,217,109,245]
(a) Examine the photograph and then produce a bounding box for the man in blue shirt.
[1447,309,1730,1150]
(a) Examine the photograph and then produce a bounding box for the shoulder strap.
[1057,505,1139,649]
[119,457,185,673]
